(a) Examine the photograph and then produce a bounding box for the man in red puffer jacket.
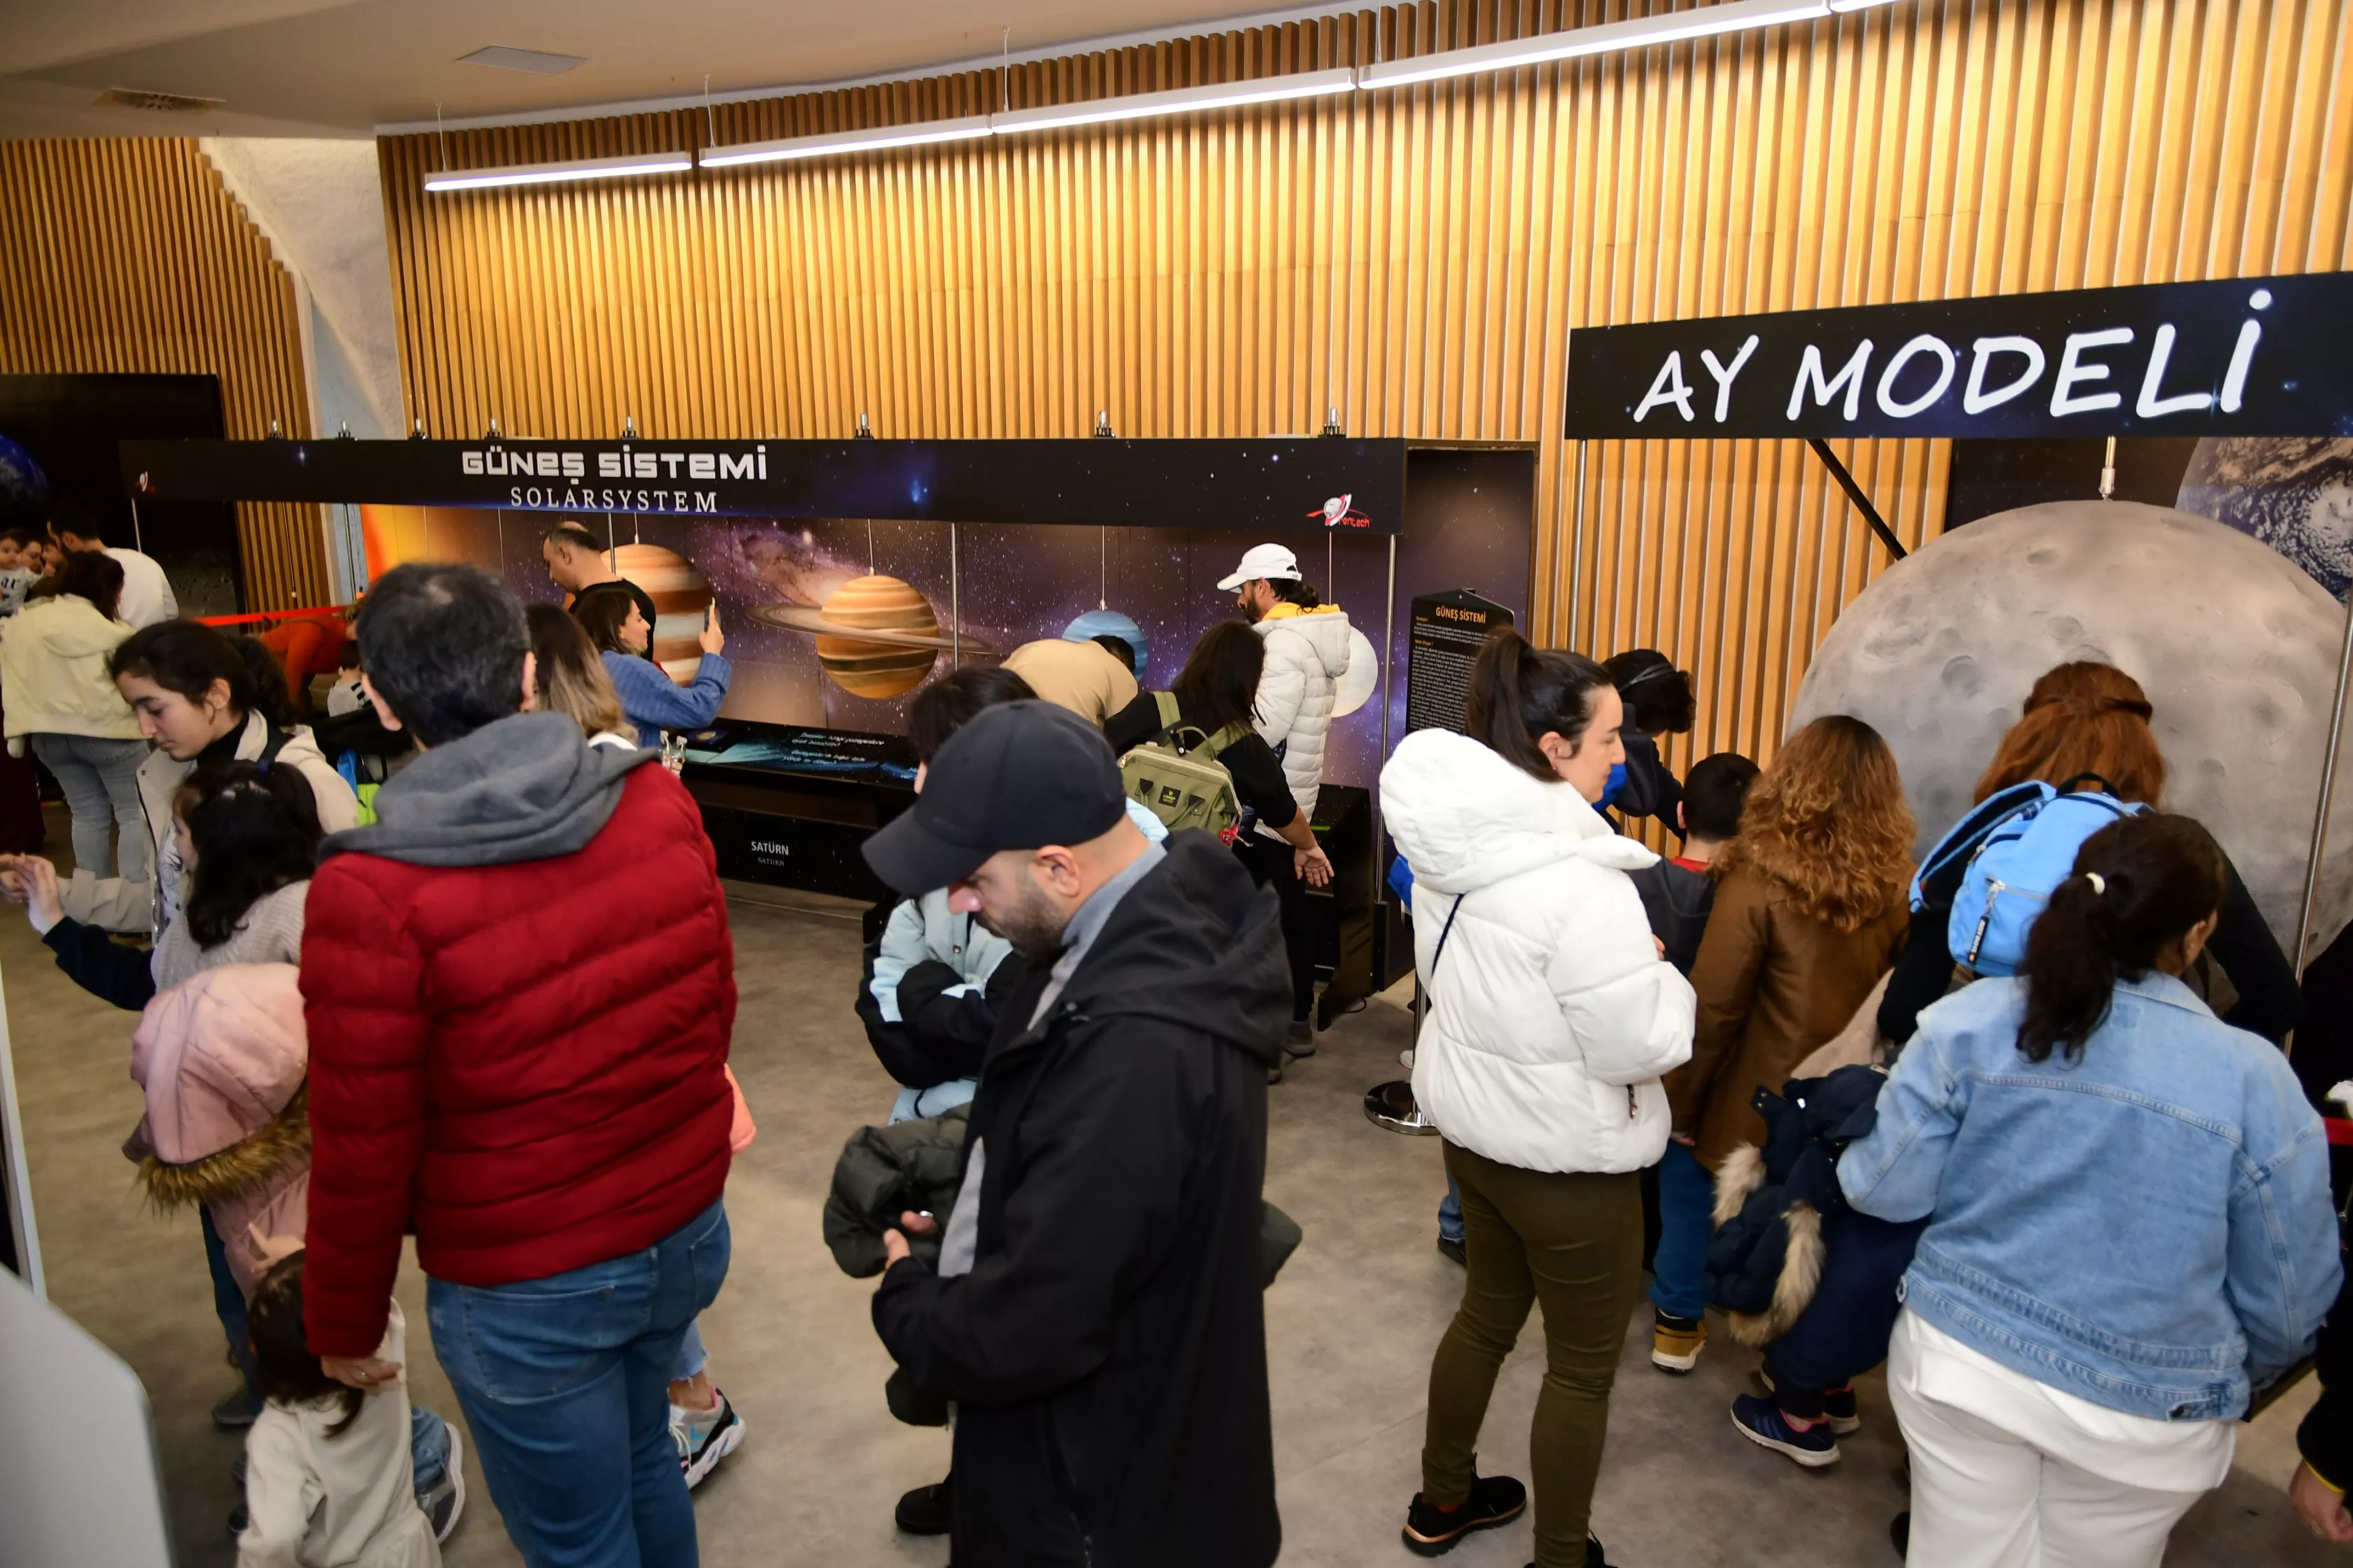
[299,562,734,1568]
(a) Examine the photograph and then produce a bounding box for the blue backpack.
[1910,775,2146,977]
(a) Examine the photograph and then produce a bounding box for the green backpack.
[1116,692,1249,844]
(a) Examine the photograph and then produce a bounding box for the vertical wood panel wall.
[378,0,2353,771]
[0,138,330,611]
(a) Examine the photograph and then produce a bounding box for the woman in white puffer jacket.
[1382,629,1696,1568]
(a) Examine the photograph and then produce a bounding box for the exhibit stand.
[120,433,1539,1017]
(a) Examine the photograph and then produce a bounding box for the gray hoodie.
[322,710,654,869]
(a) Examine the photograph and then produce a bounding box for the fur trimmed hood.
[130,962,307,1166]
[139,1086,308,1212]
[1702,1063,1888,1344]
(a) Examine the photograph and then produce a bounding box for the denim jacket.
[1840,971,2339,1422]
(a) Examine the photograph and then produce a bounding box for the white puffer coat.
[1383,728,1697,1174]
[1251,603,1352,835]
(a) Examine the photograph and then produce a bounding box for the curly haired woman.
[1649,719,1913,1420]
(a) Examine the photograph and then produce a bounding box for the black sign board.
[1563,272,2353,441]
[118,436,1406,535]
[1406,589,1515,736]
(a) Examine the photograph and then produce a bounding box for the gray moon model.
[1789,501,2353,957]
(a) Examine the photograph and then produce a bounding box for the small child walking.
[238,1251,455,1568]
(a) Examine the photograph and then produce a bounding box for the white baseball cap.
[1218,542,1302,592]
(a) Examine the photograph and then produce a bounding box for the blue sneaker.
[1731,1393,1840,1468]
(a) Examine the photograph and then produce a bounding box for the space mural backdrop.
[359,448,1535,795]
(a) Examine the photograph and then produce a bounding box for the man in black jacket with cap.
[862,699,1287,1568]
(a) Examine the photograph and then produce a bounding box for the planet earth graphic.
[610,543,712,682]
[754,574,972,699]
[0,434,49,529]
[1789,501,2353,958]
[2176,436,2353,602]
[1063,608,1149,675]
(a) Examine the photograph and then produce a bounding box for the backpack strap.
[255,720,294,770]
[1910,780,2052,910]
[1188,720,1252,764]
[1151,690,1180,734]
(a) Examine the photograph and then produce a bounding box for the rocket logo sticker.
[1312,494,1372,529]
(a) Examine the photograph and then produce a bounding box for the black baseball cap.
[862,700,1127,896]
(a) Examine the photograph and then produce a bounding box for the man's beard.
[979,880,1069,963]
[1239,596,1264,623]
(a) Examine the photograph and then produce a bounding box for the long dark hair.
[108,620,260,719]
[176,759,322,947]
[1465,628,1612,782]
[1172,620,1264,732]
[907,665,1037,762]
[38,549,126,621]
[2017,813,2225,1064]
[574,590,637,655]
[1271,576,1324,610]
[247,1251,364,1437]
[526,603,627,738]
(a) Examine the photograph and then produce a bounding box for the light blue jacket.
[1840,970,2339,1422]
[602,650,729,749]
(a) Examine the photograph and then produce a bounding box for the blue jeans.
[200,1207,261,1393]
[427,1200,730,1568]
[1438,1177,1464,1244]
[29,733,147,881]
[1648,1142,1714,1321]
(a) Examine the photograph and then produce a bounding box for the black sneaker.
[897,1477,952,1535]
[225,1502,248,1542]
[418,1423,466,1541]
[1530,1539,1615,1568]
[1402,1472,1527,1555]
[1436,1236,1467,1268]
[1890,1511,1910,1559]
[212,1384,262,1430]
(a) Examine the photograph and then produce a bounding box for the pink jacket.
[130,963,310,1299]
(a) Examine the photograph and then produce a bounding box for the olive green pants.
[1423,1142,1642,1568]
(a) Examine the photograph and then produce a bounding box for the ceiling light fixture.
[1360,0,1835,88]
[423,150,693,192]
[458,46,589,74]
[987,64,1359,136]
[699,114,994,168]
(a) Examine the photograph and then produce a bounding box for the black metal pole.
[1806,437,1907,561]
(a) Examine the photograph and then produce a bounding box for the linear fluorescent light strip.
[431,1,1902,185]
[1361,0,1846,90]
[699,114,994,167]
[989,65,1359,136]
[423,150,694,192]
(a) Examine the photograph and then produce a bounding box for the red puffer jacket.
[300,757,735,1357]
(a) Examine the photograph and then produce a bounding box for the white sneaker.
[671,1390,746,1490]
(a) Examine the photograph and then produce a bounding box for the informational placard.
[1405,590,1514,735]
[118,436,1408,535]
[1563,272,2353,441]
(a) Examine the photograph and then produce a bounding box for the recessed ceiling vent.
[96,87,225,114]
[458,46,588,74]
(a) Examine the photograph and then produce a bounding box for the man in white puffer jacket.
[1220,542,1354,1050]
[1379,632,1693,1568]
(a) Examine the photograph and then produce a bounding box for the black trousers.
[1232,833,1316,1021]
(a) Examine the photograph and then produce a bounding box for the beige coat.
[1002,638,1140,727]
[1664,865,1908,1171]
[0,594,141,740]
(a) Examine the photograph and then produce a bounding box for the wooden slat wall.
[0,138,329,611]
[378,0,2353,771]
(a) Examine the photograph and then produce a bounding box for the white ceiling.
[0,0,1339,140]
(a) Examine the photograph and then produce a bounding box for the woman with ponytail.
[1879,660,2300,1046]
[1382,628,1696,1568]
[1842,812,2338,1568]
